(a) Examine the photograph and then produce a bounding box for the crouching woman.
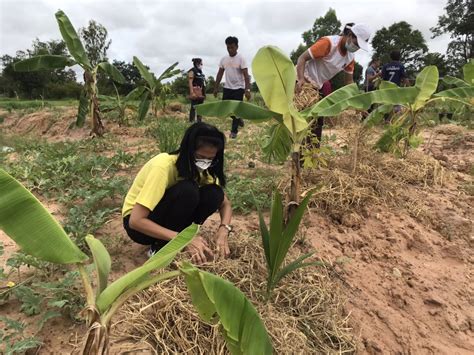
[122,122,232,263]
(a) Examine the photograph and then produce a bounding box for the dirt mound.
[115,232,355,354]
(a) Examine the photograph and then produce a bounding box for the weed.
[226,175,276,214]
[146,116,190,153]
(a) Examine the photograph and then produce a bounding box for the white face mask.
[345,39,359,53]
[198,64,203,70]
[195,158,213,171]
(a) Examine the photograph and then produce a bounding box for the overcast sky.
[0,0,451,80]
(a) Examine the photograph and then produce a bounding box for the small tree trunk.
[84,70,105,137]
[287,150,301,223]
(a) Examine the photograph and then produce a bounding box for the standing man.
[364,58,381,92]
[382,50,408,87]
[296,23,372,146]
[213,36,251,139]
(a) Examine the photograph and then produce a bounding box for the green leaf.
[13,286,42,316]
[0,169,88,264]
[13,55,75,72]
[379,80,398,89]
[314,87,419,117]
[180,262,273,355]
[261,123,292,163]
[137,91,151,121]
[252,46,296,115]
[85,235,111,297]
[96,223,198,314]
[254,194,271,268]
[97,62,126,84]
[268,190,284,275]
[125,86,145,101]
[195,100,281,123]
[157,62,180,81]
[442,75,469,88]
[434,86,474,101]
[55,10,92,70]
[76,90,89,127]
[304,83,360,117]
[413,66,439,111]
[272,191,314,276]
[363,104,393,129]
[8,338,42,355]
[133,56,155,88]
[463,59,474,85]
[273,252,323,287]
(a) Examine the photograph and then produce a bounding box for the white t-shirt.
[305,35,355,89]
[219,53,248,89]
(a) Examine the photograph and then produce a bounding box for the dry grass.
[113,235,356,354]
[304,133,446,224]
[293,83,320,111]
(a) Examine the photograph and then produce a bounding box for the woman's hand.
[186,236,213,264]
[215,227,230,258]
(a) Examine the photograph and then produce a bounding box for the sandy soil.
[0,109,473,354]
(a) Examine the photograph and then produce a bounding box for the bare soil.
[1,109,473,354]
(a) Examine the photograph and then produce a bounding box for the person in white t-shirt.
[213,36,251,139]
[296,23,372,146]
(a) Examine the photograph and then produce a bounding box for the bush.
[147,117,190,153]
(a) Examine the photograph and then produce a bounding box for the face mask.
[198,64,203,70]
[345,39,359,53]
[195,158,213,171]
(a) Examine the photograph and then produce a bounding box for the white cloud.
[0,0,452,80]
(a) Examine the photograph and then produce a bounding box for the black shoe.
[146,243,159,258]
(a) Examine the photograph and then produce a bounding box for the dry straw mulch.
[113,235,356,354]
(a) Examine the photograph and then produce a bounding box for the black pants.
[189,98,204,122]
[223,88,245,134]
[123,180,224,250]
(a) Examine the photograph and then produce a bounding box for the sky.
[0,0,451,81]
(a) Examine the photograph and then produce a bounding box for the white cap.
[351,24,372,51]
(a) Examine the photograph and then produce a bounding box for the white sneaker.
[147,246,158,258]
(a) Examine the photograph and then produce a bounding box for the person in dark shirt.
[188,58,206,122]
[382,50,408,86]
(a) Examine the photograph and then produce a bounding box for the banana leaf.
[252,46,295,115]
[363,104,393,129]
[434,86,474,101]
[0,169,88,264]
[98,62,126,84]
[313,87,419,117]
[157,62,180,81]
[181,262,273,355]
[463,59,474,85]
[55,10,92,70]
[13,55,75,72]
[137,91,151,121]
[261,123,292,162]
[413,66,438,111]
[96,223,198,313]
[133,56,155,89]
[85,235,111,296]
[195,100,282,123]
[442,76,469,88]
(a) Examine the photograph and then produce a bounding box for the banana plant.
[13,10,125,136]
[0,169,272,355]
[99,85,144,126]
[304,64,473,157]
[133,56,180,119]
[441,59,474,89]
[256,190,321,299]
[196,46,310,219]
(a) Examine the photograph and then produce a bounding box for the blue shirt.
[382,61,406,86]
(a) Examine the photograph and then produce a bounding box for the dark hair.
[172,122,226,187]
[342,23,355,36]
[192,58,202,66]
[390,50,401,61]
[225,36,239,46]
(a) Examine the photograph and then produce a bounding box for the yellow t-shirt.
[122,153,218,217]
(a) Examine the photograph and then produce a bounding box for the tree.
[290,8,341,64]
[431,0,473,74]
[423,52,450,78]
[79,20,111,67]
[170,70,189,96]
[14,11,125,136]
[98,60,143,95]
[371,21,428,75]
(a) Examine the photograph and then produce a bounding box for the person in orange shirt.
[296,23,372,146]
